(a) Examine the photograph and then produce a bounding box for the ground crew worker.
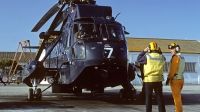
[137,47,163,100]
[137,42,166,112]
[166,43,185,112]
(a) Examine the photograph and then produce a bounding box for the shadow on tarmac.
[0,85,199,110]
[0,102,74,110]
[56,90,200,105]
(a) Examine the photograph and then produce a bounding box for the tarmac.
[0,83,199,112]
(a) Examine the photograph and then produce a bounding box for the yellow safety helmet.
[168,43,180,52]
[149,42,158,51]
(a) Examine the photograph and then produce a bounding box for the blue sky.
[1,0,200,51]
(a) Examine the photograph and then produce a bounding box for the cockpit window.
[73,23,94,41]
[96,24,125,40]
[79,24,94,34]
[73,23,125,40]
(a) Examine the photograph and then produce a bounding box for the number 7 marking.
[104,48,113,58]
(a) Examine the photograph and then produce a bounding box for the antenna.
[115,12,121,20]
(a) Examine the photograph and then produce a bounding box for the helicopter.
[23,0,136,101]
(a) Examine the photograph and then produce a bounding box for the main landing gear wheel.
[119,88,135,100]
[27,88,42,101]
[73,87,82,95]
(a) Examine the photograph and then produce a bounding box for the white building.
[127,37,200,84]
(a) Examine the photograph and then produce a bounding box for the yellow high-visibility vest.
[143,53,166,82]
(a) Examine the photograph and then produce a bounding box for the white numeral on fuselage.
[104,48,113,58]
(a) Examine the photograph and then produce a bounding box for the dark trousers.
[145,82,166,112]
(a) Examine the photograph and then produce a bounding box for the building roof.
[126,37,200,54]
[0,52,36,63]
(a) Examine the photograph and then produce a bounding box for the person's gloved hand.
[166,78,170,86]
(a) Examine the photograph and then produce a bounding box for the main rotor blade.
[31,3,60,32]
[48,4,66,31]
[48,12,64,31]
[54,12,64,30]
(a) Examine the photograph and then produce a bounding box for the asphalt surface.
[0,83,199,112]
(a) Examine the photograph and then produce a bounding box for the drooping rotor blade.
[48,4,66,31]
[31,3,60,32]
[48,11,64,31]
[56,13,64,30]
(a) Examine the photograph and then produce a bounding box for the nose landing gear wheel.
[28,88,34,101]
[27,88,42,101]
[36,88,42,101]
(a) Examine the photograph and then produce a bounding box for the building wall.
[129,52,200,84]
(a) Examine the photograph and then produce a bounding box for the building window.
[164,62,196,73]
[185,62,196,73]
[164,62,170,72]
